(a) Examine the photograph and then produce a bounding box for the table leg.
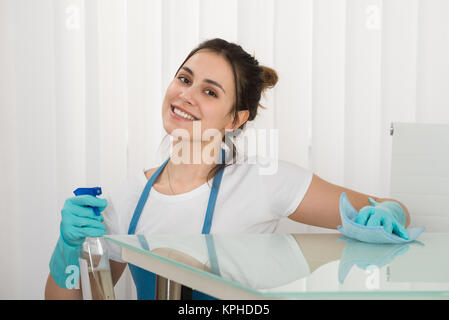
[156,275,182,300]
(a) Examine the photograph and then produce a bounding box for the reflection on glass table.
[104,233,449,299]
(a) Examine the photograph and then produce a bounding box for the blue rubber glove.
[49,195,108,289]
[354,198,409,240]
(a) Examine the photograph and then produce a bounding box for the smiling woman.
[45,38,412,302]
[161,38,279,185]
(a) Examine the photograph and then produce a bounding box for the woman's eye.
[205,89,217,98]
[178,76,217,98]
[178,76,190,84]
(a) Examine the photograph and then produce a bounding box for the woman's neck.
[167,139,222,187]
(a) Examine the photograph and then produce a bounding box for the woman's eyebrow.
[181,66,226,94]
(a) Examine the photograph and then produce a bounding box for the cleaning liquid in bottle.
[80,236,115,300]
[74,187,115,300]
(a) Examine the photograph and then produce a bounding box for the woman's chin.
[163,124,192,139]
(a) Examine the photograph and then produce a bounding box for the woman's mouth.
[170,105,199,121]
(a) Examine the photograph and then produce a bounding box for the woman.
[45,38,410,299]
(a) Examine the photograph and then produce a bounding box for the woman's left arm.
[288,174,411,229]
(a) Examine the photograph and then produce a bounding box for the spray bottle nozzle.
[73,187,102,216]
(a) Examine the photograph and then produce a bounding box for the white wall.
[1,0,449,299]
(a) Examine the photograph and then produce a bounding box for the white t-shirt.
[103,156,313,262]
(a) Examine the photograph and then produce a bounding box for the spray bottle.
[73,187,115,300]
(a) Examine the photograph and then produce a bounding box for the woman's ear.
[225,110,249,131]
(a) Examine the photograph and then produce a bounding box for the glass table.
[104,232,449,299]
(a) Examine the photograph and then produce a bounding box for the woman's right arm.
[45,272,82,300]
[44,260,127,300]
[46,195,108,299]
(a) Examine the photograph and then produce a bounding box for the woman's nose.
[179,86,197,105]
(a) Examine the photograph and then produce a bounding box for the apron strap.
[137,234,150,251]
[201,148,225,234]
[128,159,169,235]
[205,234,221,275]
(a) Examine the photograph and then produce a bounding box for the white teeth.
[173,107,196,121]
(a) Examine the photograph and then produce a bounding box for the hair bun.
[260,65,278,92]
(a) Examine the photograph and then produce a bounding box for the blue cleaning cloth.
[338,192,425,244]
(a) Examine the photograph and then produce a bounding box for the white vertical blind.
[311,0,346,185]
[416,0,449,122]
[0,0,20,299]
[5,0,59,299]
[97,0,128,190]
[380,0,419,196]
[274,0,313,168]
[344,0,383,195]
[199,0,238,42]
[2,0,449,299]
[238,0,276,133]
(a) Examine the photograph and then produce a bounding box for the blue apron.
[127,148,225,300]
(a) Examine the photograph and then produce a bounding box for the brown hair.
[174,38,278,184]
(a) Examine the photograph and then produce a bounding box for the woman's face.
[162,50,237,141]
